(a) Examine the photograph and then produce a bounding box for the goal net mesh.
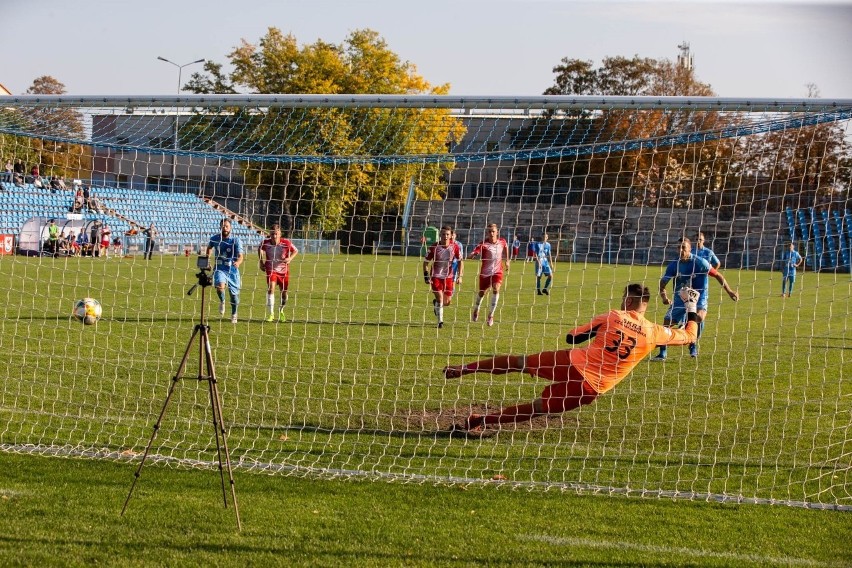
[0,95,849,510]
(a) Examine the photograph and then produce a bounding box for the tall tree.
[184,28,465,233]
[526,55,738,207]
[0,76,89,179]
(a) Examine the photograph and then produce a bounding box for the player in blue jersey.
[451,230,464,284]
[205,218,245,323]
[651,238,738,360]
[535,233,554,295]
[694,232,721,269]
[781,241,804,298]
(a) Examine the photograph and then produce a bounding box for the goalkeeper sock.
[489,293,499,316]
[698,321,705,338]
[658,345,668,358]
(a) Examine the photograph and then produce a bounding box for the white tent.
[18,216,92,255]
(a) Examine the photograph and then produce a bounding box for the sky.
[3,0,851,99]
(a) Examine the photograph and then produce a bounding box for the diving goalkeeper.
[443,283,701,432]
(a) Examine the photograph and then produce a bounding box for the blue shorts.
[536,260,552,277]
[665,296,709,324]
[214,265,241,295]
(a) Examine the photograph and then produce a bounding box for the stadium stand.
[0,182,262,255]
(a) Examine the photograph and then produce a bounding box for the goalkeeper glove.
[679,287,700,313]
[423,271,430,284]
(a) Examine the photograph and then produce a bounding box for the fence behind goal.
[0,95,849,510]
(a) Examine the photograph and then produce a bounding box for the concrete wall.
[408,199,787,270]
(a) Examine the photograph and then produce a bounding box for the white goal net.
[0,95,849,510]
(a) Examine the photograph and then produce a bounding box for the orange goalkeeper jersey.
[568,310,698,393]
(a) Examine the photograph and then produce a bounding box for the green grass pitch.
[0,253,849,565]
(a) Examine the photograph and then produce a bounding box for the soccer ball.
[72,298,102,325]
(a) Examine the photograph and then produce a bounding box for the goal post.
[0,95,849,511]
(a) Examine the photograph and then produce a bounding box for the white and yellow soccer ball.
[72,298,102,325]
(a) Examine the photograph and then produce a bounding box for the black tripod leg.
[121,324,202,516]
[201,325,242,531]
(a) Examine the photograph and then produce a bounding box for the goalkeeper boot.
[443,365,463,379]
[689,343,698,358]
[465,414,485,433]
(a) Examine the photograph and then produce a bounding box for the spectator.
[111,235,123,257]
[13,158,24,178]
[3,159,11,183]
[70,189,84,213]
[33,175,44,189]
[13,173,24,187]
[143,222,156,260]
[100,224,112,259]
[58,231,69,255]
[69,231,81,256]
[47,219,59,257]
[30,164,39,181]
[90,220,103,258]
[77,230,90,256]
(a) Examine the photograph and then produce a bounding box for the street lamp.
[157,56,205,186]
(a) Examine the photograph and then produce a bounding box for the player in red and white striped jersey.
[423,226,463,329]
[468,223,510,327]
[258,224,299,322]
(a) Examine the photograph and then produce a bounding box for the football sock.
[230,293,239,316]
[536,277,541,291]
[267,293,275,313]
[545,276,552,290]
[216,290,225,303]
[473,294,484,311]
[698,321,704,338]
[489,293,499,316]
[437,305,444,322]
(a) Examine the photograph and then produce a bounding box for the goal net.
[0,95,849,510]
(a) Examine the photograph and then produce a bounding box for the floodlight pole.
[157,56,205,187]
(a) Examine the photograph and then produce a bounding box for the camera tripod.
[121,261,241,530]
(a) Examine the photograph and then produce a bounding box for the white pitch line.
[520,534,843,567]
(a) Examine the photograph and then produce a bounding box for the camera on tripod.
[189,256,213,293]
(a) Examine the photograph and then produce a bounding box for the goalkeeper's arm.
[567,324,601,345]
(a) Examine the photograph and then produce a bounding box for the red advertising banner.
[0,234,15,255]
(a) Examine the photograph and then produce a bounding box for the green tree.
[184,28,465,235]
[519,55,742,207]
[0,76,89,180]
